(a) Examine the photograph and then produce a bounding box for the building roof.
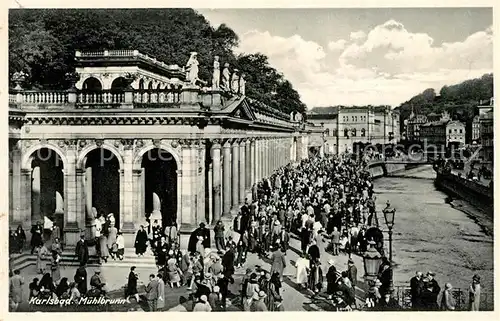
[420,119,449,127]
[308,106,339,115]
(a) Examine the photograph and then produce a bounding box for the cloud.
[349,30,366,41]
[236,21,493,108]
[327,39,347,52]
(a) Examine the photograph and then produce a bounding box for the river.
[372,165,494,293]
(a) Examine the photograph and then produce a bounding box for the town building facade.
[307,105,400,154]
[9,50,321,247]
[478,98,494,163]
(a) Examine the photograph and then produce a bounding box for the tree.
[9,8,306,112]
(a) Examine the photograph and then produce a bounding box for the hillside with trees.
[395,73,493,143]
[9,8,306,114]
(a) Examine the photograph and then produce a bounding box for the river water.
[372,165,494,293]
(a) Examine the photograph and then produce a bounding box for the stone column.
[245,140,251,191]
[132,169,144,227]
[121,147,135,234]
[250,139,256,187]
[31,166,42,224]
[222,140,232,217]
[84,167,92,222]
[64,142,84,246]
[10,149,25,228]
[231,140,239,212]
[239,140,246,203]
[20,168,32,230]
[180,140,197,231]
[211,140,222,224]
[264,139,268,178]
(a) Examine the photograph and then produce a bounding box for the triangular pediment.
[224,96,256,121]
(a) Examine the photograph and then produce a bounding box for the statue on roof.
[239,73,246,96]
[221,63,230,91]
[212,56,220,90]
[185,52,199,85]
[231,69,240,94]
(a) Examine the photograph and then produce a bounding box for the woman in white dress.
[295,253,310,289]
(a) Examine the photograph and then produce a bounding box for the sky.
[197,8,493,108]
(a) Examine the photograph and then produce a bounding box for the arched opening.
[148,81,154,90]
[82,77,102,91]
[84,148,120,228]
[138,79,145,90]
[140,148,178,230]
[30,148,64,242]
[111,77,128,91]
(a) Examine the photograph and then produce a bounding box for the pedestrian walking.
[469,274,481,311]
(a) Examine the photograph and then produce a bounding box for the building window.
[361,128,366,137]
[449,129,452,134]
[352,128,357,136]
[344,128,349,138]
[454,129,457,133]
[460,129,463,134]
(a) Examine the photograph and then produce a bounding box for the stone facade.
[9,50,320,248]
[307,106,400,154]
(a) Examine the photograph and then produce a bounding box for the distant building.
[478,98,494,163]
[308,105,400,154]
[446,120,466,147]
[405,113,428,142]
[427,112,442,122]
[472,115,480,144]
[420,111,465,156]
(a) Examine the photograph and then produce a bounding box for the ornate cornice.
[23,115,221,127]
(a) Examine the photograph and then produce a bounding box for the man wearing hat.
[193,295,212,312]
[326,259,338,299]
[252,291,268,311]
[145,274,159,312]
[90,269,106,295]
[347,258,358,290]
[426,271,441,308]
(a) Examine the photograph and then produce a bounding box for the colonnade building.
[9,50,322,247]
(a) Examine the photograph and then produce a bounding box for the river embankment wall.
[434,172,493,215]
[368,163,406,178]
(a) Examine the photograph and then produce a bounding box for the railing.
[133,88,182,105]
[22,90,69,104]
[77,90,125,106]
[77,50,181,71]
[392,285,493,311]
[108,49,136,56]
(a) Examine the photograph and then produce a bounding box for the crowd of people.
[9,152,485,312]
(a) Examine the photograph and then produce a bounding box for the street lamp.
[363,240,382,282]
[382,200,396,294]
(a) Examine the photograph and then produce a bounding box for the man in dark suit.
[75,234,89,266]
[145,274,159,312]
[347,259,358,289]
[410,271,424,310]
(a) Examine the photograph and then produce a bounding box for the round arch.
[77,143,124,170]
[22,143,68,171]
[82,77,103,91]
[111,77,128,90]
[133,144,181,170]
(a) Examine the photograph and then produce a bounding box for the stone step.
[9,248,158,272]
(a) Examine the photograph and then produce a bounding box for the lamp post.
[363,240,382,282]
[382,200,396,294]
